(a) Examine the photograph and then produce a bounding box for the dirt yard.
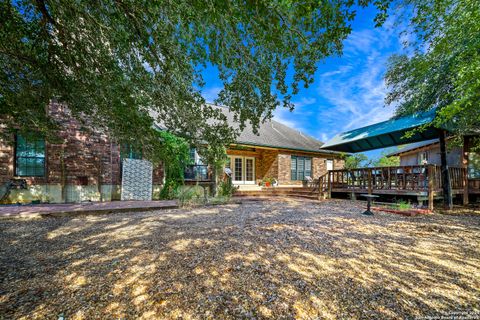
[0,199,479,319]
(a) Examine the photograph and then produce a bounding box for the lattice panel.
[121,159,153,201]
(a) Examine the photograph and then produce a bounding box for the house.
[0,103,344,204]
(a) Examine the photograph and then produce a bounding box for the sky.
[200,5,407,160]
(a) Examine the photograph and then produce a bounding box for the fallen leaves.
[0,199,479,319]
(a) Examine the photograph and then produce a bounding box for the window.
[15,134,45,177]
[188,147,204,165]
[468,153,480,179]
[419,152,429,165]
[291,156,312,181]
[121,144,142,160]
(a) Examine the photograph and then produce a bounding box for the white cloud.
[293,97,317,108]
[201,86,222,103]
[272,107,304,131]
[316,20,400,142]
[272,96,317,130]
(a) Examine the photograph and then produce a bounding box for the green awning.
[321,109,444,153]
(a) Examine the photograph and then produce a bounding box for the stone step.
[234,192,320,200]
[234,190,321,200]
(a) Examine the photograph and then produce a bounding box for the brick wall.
[226,147,344,186]
[0,103,164,203]
[278,151,344,185]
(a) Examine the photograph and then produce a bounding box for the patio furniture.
[360,194,379,216]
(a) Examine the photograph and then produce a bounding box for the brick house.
[0,103,344,204]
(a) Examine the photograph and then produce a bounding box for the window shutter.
[291,156,297,180]
[305,157,312,178]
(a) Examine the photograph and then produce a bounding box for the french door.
[230,156,255,184]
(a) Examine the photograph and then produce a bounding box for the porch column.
[439,130,453,210]
[462,136,470,205]
[427,164,435,211]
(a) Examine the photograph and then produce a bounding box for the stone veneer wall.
[227,147,344,185]
[0,103,164,204]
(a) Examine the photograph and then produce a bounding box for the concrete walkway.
[0,200,178,219]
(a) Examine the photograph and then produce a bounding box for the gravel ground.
[0,199,479,319]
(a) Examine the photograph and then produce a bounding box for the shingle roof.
[387,139,439,156]
[213,105,338,154]
[152,104,339,154]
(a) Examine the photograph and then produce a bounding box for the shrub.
[159,179,180,200]
[218,179,237,198]
[396,200,412,211]
[177,187,201,207]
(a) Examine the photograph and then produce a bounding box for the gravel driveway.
[1,199,479,319]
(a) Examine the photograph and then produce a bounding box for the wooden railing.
[315,172,330,199]
[184,165,211,181]
[328,165,467,193]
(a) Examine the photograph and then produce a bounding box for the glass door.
[245,157,255,184]
[230,156,255,184]
[233,157,243,183]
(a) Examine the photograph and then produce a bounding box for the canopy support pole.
[462,136,470,205]
[439,130,453,210]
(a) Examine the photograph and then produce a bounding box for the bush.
[159,179,180,200]
[218,179,237,198]
[177,187,201,207]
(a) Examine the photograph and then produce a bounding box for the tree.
[0,0,389,154]
[373,151,399,167]
[343,153,370,169]
[385,0,480,143]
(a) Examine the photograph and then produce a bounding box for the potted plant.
[262,177,273,187]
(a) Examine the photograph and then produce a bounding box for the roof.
[214,105,339,154]
[153,104,339,155]
[321,109,443,153]
[387,139,440,156]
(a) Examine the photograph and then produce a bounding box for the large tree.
[0,0,388,155]
[385,0,480,144]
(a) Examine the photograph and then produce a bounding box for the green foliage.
[385,0,480,142]
[396,200,412,211]
[373,151,400,167]
[159,179,180,200]
[177,187,202,207]
[218,180,237,198]
[153,131,190,200]
[1,0,389,147]
[153,131,190,181]
[261,177,276,186]
[344,154,370,169]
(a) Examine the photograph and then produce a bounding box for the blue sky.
[201,6,407,160]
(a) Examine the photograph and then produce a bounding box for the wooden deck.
[320,165,478,209]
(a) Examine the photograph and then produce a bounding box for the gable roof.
[387,139,440,156]
[321,109,442,153]
[214,105,338,154]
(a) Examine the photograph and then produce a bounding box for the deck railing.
[184,164,210,181]
[328,165,467,193]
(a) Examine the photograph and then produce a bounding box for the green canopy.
[321,109,444,153]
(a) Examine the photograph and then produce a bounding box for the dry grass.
[0,199,479,319]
